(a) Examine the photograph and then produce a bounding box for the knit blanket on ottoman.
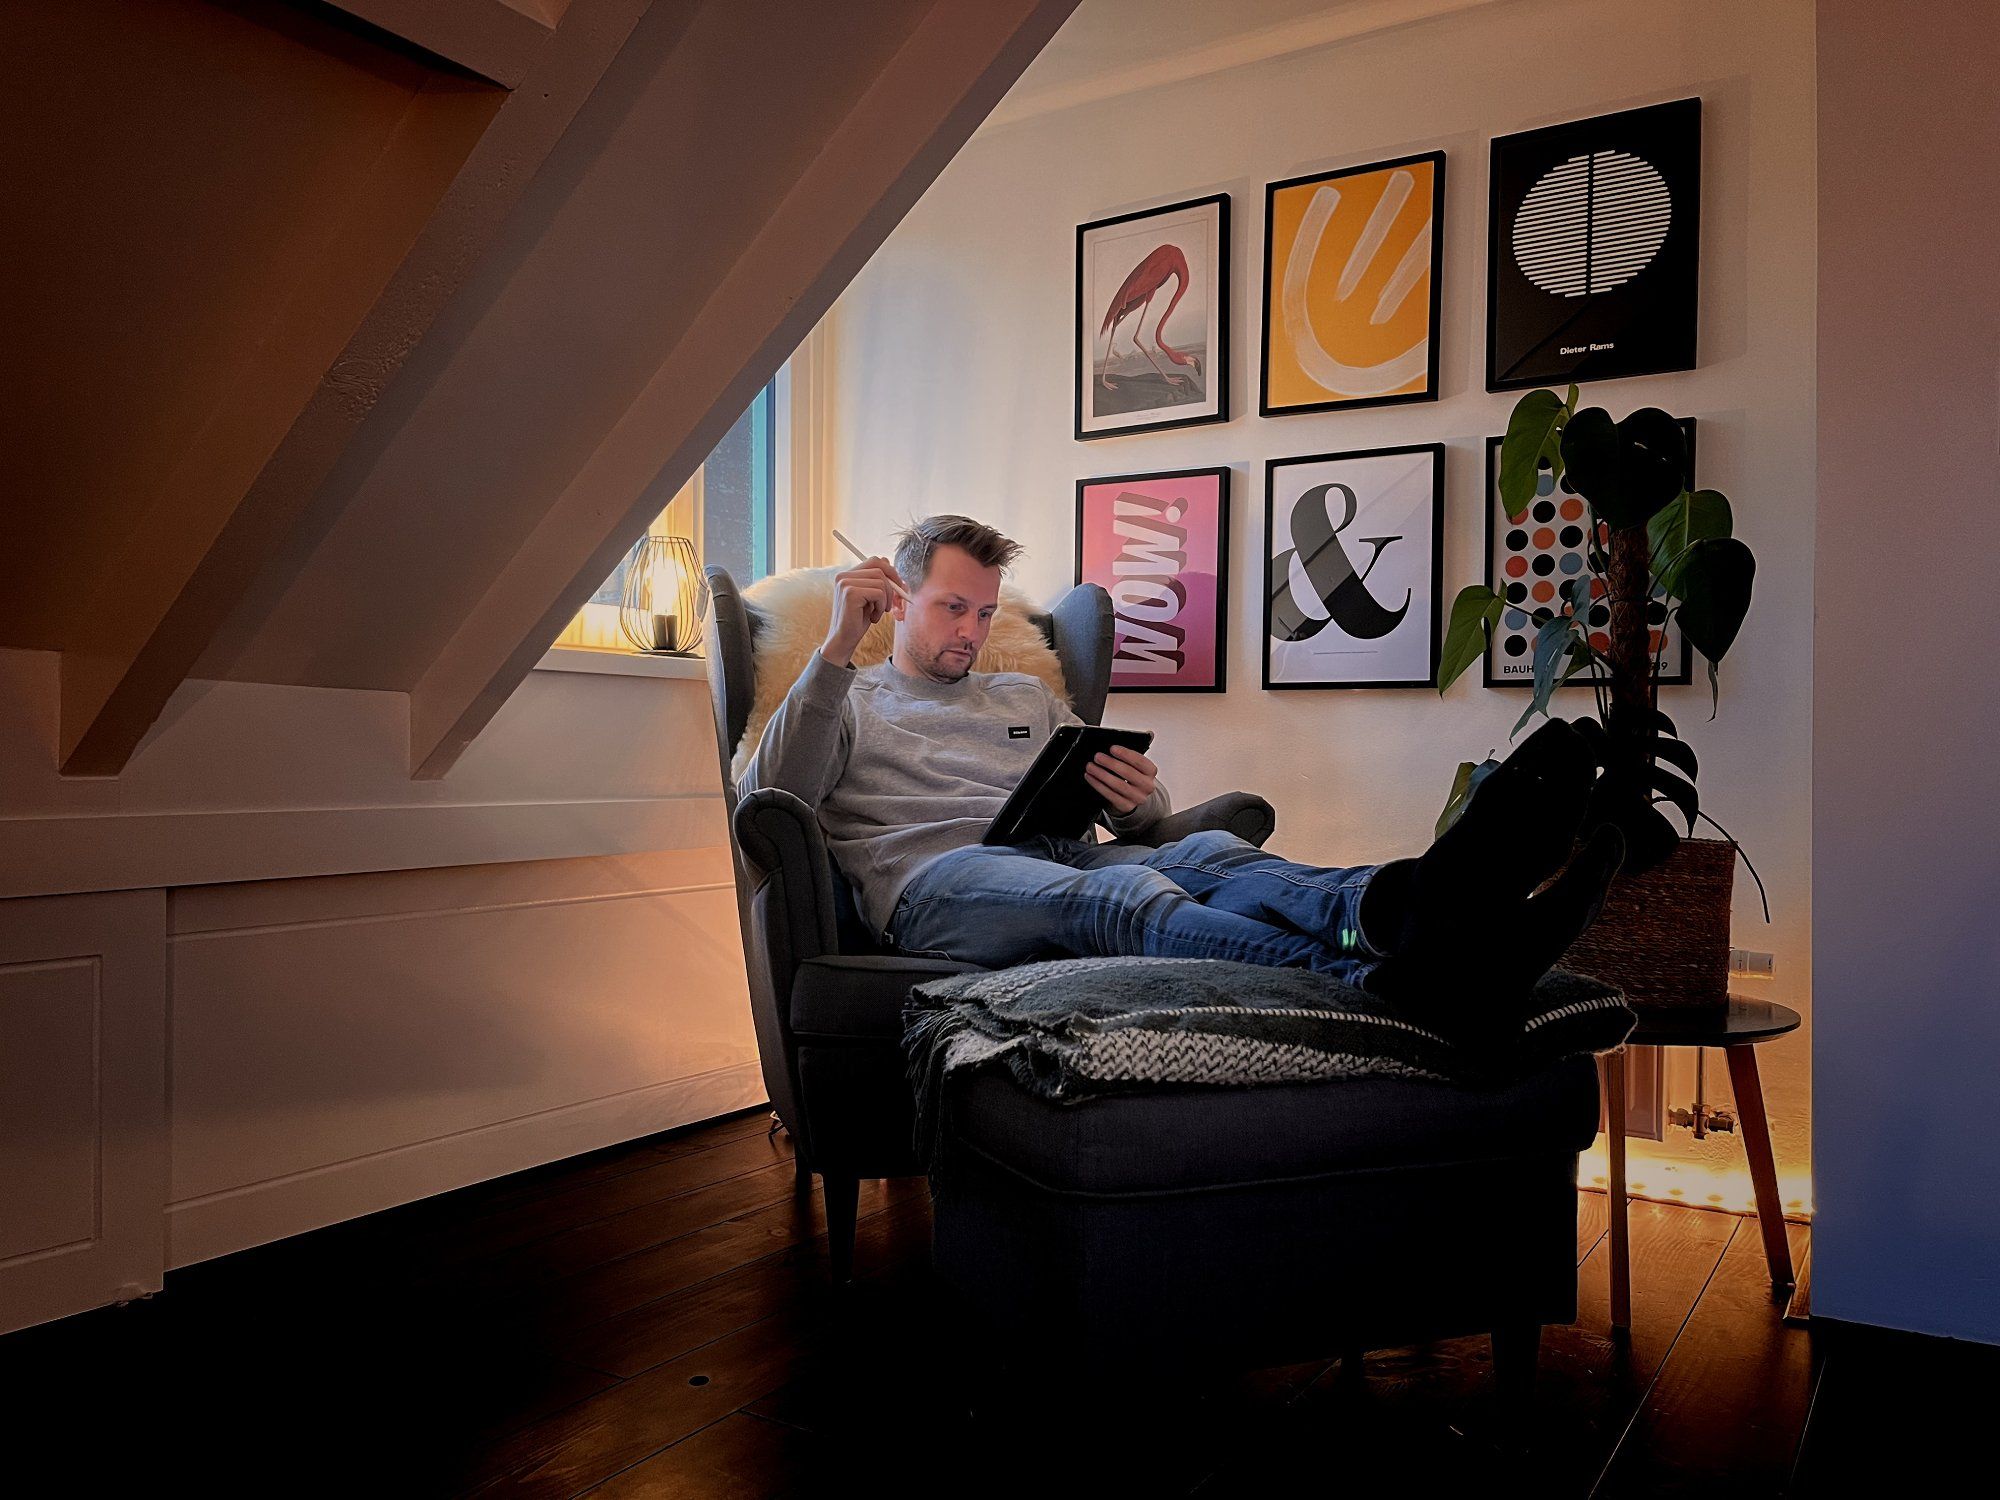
[902,957,1634,1173]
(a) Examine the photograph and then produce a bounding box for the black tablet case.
[982,726,1155,846]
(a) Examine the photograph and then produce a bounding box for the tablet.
[982,725,1156,847]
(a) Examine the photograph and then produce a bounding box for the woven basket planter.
[1561,836,1736,1009]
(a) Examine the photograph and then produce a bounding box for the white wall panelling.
[0,891,168,1336]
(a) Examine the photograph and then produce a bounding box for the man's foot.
[1487,823,1628,1002]
[1363,825,1626,1046]
[1361,719,1597,959]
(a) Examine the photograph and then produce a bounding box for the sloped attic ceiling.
[0,0,1079,778]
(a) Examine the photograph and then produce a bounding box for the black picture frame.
[1481,419,1697,688]
[1074,465,1232,694]
[1074,193,1230,441]
[1259,150,1446,417]
[1487,98,1702,392]
[1262,444,1444,691]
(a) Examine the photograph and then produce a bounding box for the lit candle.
[652,612,678,652]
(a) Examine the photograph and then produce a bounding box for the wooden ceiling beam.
[325,0,559,87]
[54,0,652,777]
[407,0,1079,779]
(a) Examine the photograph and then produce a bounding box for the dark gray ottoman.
[927,1055,1602,1370]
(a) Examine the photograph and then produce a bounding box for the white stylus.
[830,528,913,603]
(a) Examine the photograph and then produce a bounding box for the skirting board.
[165,1061,766,1269]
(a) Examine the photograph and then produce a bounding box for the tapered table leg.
[1599,1048,1631,1330]
[1726,1043,1795,1291]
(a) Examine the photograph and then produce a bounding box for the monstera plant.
[1436,386,1763,900]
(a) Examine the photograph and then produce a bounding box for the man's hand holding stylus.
[822,556,908,667]
[1086,743,1159,815]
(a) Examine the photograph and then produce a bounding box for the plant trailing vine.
[1436,385,1767,915]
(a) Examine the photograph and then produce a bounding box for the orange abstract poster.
[1261,152,1444,415]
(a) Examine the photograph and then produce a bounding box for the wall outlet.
[1729,948,1775,979]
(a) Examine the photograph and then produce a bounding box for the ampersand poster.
[1263,445,1442,689]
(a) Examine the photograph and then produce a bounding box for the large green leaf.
[1647,488,1733,598]
[1677,537,1756,662]
[1557,407,1617,511]
[1499,389,1567,520]
[1618,408,1689,515]
[1650,764,1700,834]
[1436,757,1499,839]
[1514,615,1588,733]
[1540,394,1574,485]
[1437,585,1504,694]
[1561,406,1688,531]
[1651,732,1699,782]
[1585,768,1682,874]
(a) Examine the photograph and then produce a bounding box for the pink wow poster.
[1075,467,1231,693]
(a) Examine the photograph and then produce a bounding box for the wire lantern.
[617,534,710,656]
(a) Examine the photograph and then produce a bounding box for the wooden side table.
[1597,995,1802,1330]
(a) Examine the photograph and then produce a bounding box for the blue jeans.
[887,828,1397,986]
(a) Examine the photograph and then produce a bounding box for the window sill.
[533,647,708,681]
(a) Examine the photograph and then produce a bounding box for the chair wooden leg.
[1492,1322,1541,1422]
[1599,1048,1632,1331]
[823,1174,860,1284]
[1725,1044,1795,1290]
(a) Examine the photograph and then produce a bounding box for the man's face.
[893,544,1002,682]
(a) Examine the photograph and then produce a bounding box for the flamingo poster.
[1263,445,1443,690]
[1075,194,1229,440]
[1075,466,1231,693]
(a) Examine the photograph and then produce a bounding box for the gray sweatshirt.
[736,651,1171,937]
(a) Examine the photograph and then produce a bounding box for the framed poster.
[1076,466,1230,693]
[1487,97,1702,391]
[1075,194,1229,440]
[1264,445,1442,690]
[1261,151,1445,416]
[1482,419,1696,687]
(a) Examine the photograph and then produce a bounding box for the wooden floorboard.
[1577,1185,1610,1264]
[1192,1194,1740,1498]
[583,1411,823,1498]
[25,1106,2000,1499]
[557,1195,936,1379]
[1591,1218,1814,1497]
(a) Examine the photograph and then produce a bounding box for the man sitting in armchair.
[737,513,1626,1042]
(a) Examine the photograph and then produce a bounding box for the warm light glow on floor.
[1580,1137,1814,1221]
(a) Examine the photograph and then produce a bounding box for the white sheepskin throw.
[729,566,1072,782]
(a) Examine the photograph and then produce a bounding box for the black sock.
[1363,825,1625,1044]
[1383,720,1595,956]
[1487,824,1627,998]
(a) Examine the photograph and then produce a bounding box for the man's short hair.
[892,514,1023,588]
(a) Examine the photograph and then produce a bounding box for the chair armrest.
[791,954,982,1040]
[733,786,840,967]
[1122,792,1276,849]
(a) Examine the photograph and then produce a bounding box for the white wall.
[1813,0,2000,1344]
[0,651,757,1332]
[824,0,1817,1204]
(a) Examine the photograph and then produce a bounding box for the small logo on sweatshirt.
[1008,725,1031,739]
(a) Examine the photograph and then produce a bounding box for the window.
[554,371,784,654]
[701,380,779,586]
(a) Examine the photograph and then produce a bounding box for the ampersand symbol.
[1270,482,1410,643]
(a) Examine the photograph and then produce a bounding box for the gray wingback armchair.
[703,566,1275,1280]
